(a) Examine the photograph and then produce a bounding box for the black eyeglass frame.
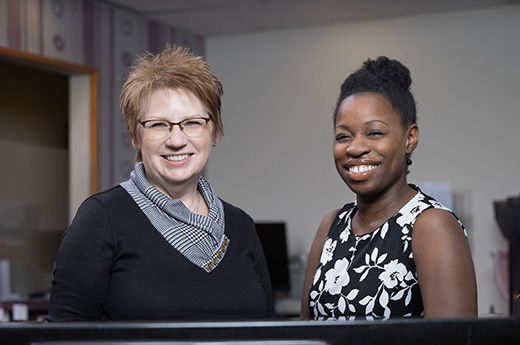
[138,117,211,138]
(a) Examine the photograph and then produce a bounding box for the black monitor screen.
[508,196,520,316]
[255,222,290,293]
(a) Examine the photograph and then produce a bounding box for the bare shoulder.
[412,208,477,318]
[412,208,470,268]
[317,209,340,238]
[412,208,466,243]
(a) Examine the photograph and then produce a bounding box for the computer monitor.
[255,222,290,295]
[508,197,520,317]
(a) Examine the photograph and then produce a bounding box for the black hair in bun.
[333,56,416,127]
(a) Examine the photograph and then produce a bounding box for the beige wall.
[206,5,520,316]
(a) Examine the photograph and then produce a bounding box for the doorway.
[0,47,97,299]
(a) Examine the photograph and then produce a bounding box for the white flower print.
[337,210,348,222]
[312,267,322,285]
[431,200,446,209]
[339,209,353,243]
[379,222,389,239]
[378,259,407,289]
[319,238,337,265]
[395,212,407,227]
[324,258,350,295]
[400,225,412,254]
[352,247,388,282]
[339,227,350,243]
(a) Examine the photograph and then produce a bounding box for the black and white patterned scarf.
[120,162,229,273]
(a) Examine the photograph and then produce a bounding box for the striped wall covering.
[0,0,205,191]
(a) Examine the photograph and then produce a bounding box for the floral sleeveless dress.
[307,185,465,320]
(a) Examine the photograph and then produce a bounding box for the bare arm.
[300,209,339,320]
[412,209,478,319]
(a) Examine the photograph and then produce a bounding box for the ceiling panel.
[93,0,514,36]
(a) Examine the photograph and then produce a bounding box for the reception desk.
[0,317,519,345]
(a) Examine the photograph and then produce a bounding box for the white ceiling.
[93,0,514,36]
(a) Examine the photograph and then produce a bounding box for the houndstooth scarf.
[120,162,229,273]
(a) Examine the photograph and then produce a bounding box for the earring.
[135,145,139,151]
[212,143,217,147]
[406,158,413,166]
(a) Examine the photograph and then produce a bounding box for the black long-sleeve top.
[46,186,275,321]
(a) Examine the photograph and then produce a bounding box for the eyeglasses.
[139,117,211,140]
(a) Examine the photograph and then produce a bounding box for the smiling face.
[135,88,214,197]
[333,92,418,198]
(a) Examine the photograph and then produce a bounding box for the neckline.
[347,185,421,237]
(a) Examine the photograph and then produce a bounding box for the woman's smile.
[164,153,192,162]
[348,164,378,174]
[345,164,379,181]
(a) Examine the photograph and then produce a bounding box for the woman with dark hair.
[47,45,274,321]
[301,57,477,320]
